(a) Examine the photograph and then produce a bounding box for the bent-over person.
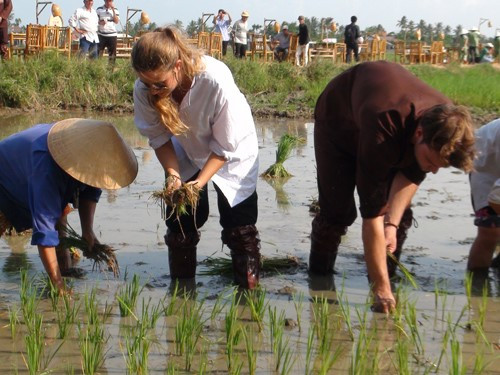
[0,119,138,293]
[310,61,475,313]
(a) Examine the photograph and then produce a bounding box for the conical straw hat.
[51,4,62,17]
[48,119,138,190]
[140,12,150,24]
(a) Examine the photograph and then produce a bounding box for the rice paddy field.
[0,111,498,374]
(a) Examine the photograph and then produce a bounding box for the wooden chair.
[394,40,409,63]
[409,41,425,64]
[197,31,211,54]
[287,34,298,63]
[309,42,335,62]
[334,43,346,63]
[358,43,369,61]
[210,32,222,59]
[25,24,44,56]
[430,41,444,64]
[8,32,26,59]
[261,34,274,62]
[367,39,379,61]
[378,39,387,60]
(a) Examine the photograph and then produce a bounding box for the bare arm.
[189,153,226,188]
[38,246,65,290]
[78,198,98,246]
[384,172,419,252]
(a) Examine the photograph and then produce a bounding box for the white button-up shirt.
[134,56,259,207]
[68,6,99,43]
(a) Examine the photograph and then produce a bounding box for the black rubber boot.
[221,225,261,289]
[387,208,413,277]
[309,215,347,275]
[165,230,200,279]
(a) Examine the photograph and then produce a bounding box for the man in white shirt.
[69,0,99,58]
[96,0,119,63]
[232,11,249,59]
[272,25,290,62]
[213,9,231,56]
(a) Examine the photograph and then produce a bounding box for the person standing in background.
[213,9,232,56]
[345,15,360,63]
[0,0,13,59]
[467,27,479,64]
[69,0,99,59]
[96,0,119,64]
[232,11,249,58]
[296,15,309,66]
[458,28,468,63]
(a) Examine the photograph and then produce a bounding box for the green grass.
[2,53,497,118]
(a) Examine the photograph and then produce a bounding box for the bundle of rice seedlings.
[200,255,301,276]
[151,175,201,234]
[261,134,305,179]
[59,225,119,277]
[386,251,419,289]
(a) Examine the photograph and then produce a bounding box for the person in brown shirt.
[0,0,13,59]
[311,61,475,313]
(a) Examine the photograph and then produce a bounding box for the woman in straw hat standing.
[232,10,250,58]
[0,119,138,292]
[131,27,261,289]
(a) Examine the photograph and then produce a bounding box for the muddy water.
[0,111,498,374]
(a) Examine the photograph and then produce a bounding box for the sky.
[13,0,500,38]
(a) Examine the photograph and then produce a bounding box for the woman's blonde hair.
[420,104,476,172]
[131,27,204,135]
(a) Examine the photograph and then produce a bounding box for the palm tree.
[186,20,198,37]
[173,19,184,32]
[397,16,408,40]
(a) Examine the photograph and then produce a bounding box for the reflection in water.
[2,234,33,274]
[263,176,291,211]
[142,150,152,164]
[105,189,118,204]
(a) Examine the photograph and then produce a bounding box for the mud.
[0,112,498,373]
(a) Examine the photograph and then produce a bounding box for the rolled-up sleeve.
[133,79,172,149]
[28,152,66,247]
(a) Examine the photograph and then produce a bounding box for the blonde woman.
[132,27,261,289]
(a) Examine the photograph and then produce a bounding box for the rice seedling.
[166,362,177,374]
[122,321,151,375]
[210,287,229,322]
[56,292,81,339]
[318,344,342,375]
[393,337,411,375]
[117,274,144,318]
[8,305,20,338]
[84,287,100,326]
[20,272,41,328]
[268,306,284,351]
[311,295,332,352]
[337,286,355,341]
[164,280,180,316]
[477,283,488,330]
[197,341,209,375]
[200,255,300,276]
[139,296,164,330]
[305,326,315,375]
[261,134,304,178]
[151,175,201,235]
[292,291,304,332]
[225,290,242,371]
[174,299,205,371]
[279,341,296,375]
[386,251,419,289]
[23,312,44,375]
[242,326,257,375]
[60,224,119,277]
[78,321,108,375]
[449,337,467,375]
[244,287,268,331]
[404,301,424,356]
[464,271,473,314]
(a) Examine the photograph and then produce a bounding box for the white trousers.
[295,43,309,66]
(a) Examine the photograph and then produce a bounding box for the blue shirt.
[0,123,102,246]
[214,18,231,41]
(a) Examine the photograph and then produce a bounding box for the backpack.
[345,25,356,44]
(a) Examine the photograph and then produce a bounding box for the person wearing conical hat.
[467,27,480,63]
[479,42,494,63]
[232,11,250,58]
[0,119,138,292]
[459,28,468,63]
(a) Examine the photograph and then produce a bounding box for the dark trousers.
[346,42,359,63]
[98,34,117,63]
[166,175,258,234]
[234,43,247,58]
[222,41,229,56]
[468,46,478,63]
[274,47,289,62]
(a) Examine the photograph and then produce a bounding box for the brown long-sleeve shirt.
[0,0,13,27]
[314,61,451,218]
